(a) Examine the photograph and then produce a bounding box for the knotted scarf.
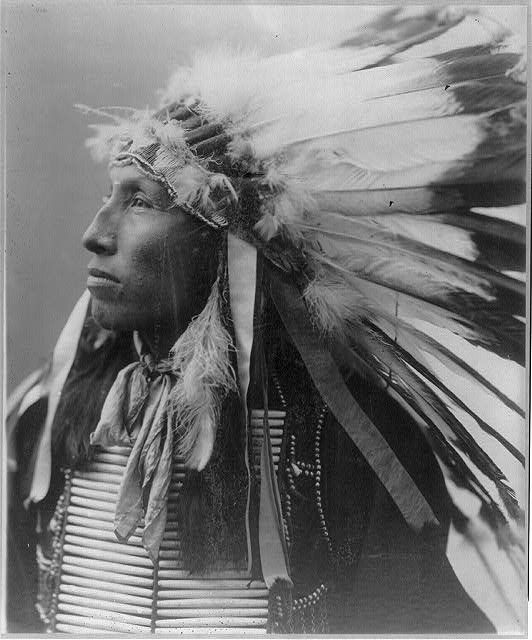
[89,341,250,570]
[90,350,176,563]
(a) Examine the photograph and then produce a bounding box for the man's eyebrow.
[114,178,170,203]
[114,178,162,192]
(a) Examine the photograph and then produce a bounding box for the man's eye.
[131,196,153,209]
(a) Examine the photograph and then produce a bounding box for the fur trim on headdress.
[167,277,237,471]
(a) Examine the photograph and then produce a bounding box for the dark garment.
[6,397,45,633]
[7,489,41,633]
[327,483,495,634]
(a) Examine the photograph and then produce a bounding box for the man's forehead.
[110,165,156,185]
[109,165,170,196]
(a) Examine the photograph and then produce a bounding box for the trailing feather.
[347,325,522,521]
[167,278,237,471]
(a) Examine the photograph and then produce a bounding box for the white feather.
[167,279,237,471]
[327,214,480,262]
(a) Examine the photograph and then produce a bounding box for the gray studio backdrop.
[4,2,524,391]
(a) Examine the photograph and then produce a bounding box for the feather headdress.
[13,6,526,631]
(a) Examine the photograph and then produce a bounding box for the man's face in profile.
[83,164,216,337]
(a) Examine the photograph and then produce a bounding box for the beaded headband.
[78,101,262,232]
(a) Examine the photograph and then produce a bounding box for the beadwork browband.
[84,100,247,230]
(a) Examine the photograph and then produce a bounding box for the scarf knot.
[139,352,173,381]
[90,356,176,562]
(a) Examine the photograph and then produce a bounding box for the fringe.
[267,578,294,633]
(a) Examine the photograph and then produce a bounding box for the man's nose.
[82,203,118,255]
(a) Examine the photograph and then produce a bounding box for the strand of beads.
[283,433,299,539]
[46,469,72,632]
[293,583,327,612]
[292,583,328,632]
[272,372,331,633]
[291,459,315,477]
[271,371,286,409]
[35,544,52,626]
[283,452,294,543]
[283,494,292,546]
[314,405,332,554]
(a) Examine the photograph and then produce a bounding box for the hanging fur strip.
[167,275,237,471]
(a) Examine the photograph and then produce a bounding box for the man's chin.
[90,298,135,332]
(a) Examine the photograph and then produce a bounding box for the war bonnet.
[13,7,527,628]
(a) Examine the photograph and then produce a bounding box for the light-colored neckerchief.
[89,333,176,563]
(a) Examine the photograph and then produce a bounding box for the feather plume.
[303,273,368,341]
[167,278,237,471]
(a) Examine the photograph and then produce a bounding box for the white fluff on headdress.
[303,274,369,341]
[80,109,190,170]
[254,168,317,243]
[159,48,265,127]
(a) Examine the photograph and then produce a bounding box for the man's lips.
[87,268,121,283]
[87,268,122,294]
